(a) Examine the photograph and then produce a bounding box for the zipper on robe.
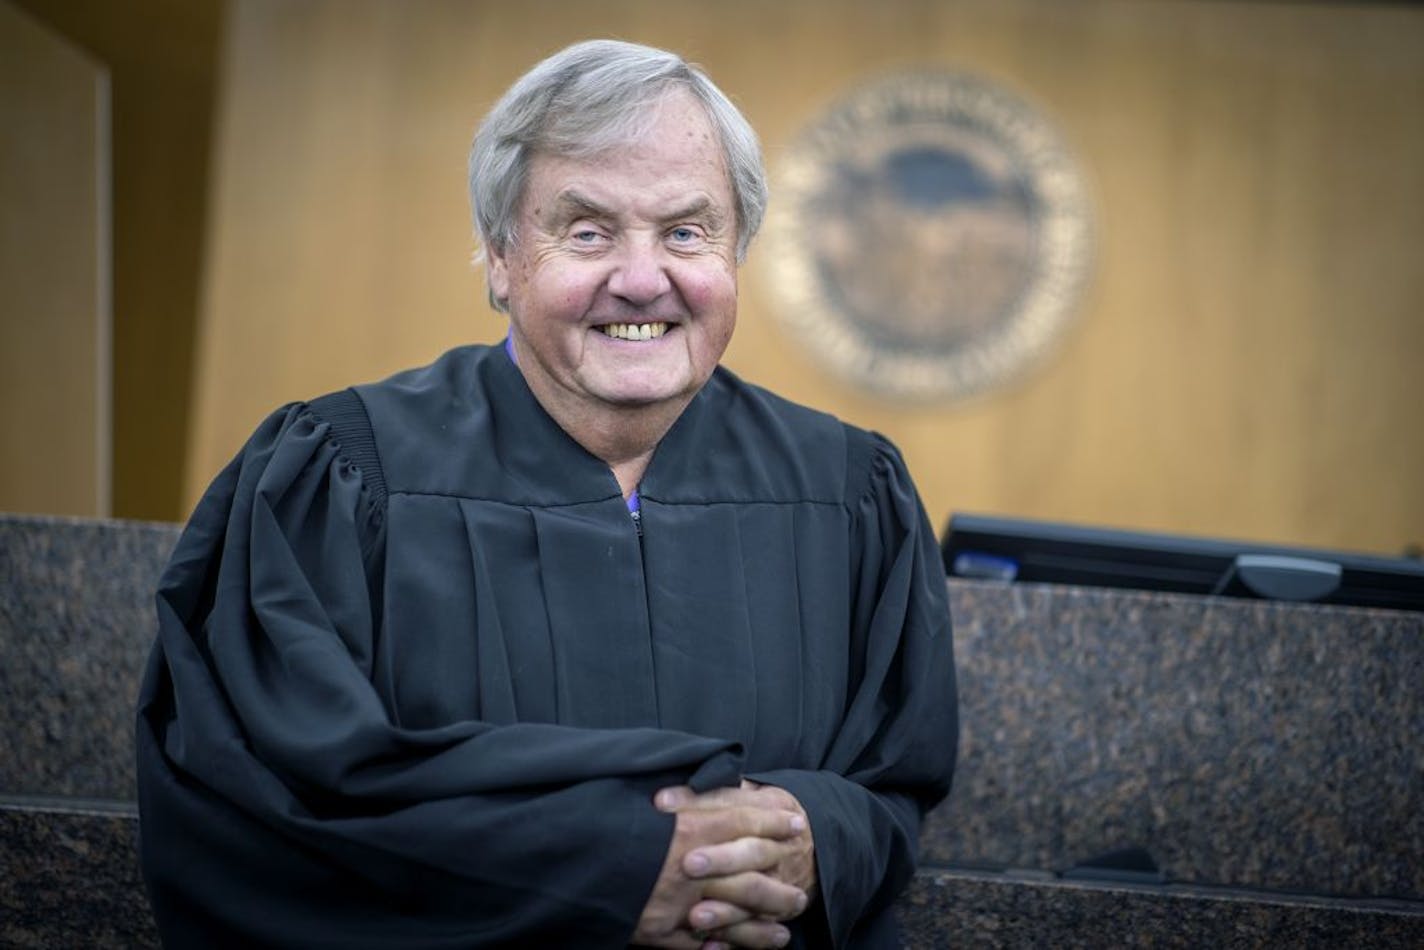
[628,487,643,538]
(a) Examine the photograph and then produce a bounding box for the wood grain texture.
[189,0,1424,554]
[0,1,108,516]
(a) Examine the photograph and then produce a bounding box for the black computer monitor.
[941,513,1424,611]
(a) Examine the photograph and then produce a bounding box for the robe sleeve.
[135,404,746,949]
[747,432,958,948]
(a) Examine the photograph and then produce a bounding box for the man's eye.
[571,228,605,244]
[669,227,699,243]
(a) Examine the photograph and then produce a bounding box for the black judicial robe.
[136,344,957,949]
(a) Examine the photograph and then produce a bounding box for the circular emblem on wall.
[760,72,1094,402]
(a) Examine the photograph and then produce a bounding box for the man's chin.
[586,374,699,410]
[597,388,688,409]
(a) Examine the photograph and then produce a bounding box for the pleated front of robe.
[137,344,958,949]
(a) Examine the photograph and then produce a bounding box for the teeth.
[599,322,669,341]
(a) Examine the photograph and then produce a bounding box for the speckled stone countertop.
[4,803,1419,950]
[896,867,1424,948]
[0,802,156,949]
[0,515,180,800]
[3,514,1422,945]
[929,580,1424,901]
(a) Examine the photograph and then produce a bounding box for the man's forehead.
[519,144,733,225]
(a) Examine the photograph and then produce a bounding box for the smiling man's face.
[488,90,739,425]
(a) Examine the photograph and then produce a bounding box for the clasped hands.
[632,780,817,950]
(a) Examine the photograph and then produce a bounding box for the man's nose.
[607,238,672,305]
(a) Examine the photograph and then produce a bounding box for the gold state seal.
[761,72,1094,402]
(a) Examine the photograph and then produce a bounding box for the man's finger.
[713,919,794,949]
[666,786,750,810]
[683,835,792,878]
[700,871,808,921]
[654,785,696,811]
[682,805,806,848]
[658,782,802,816]
[686,898,754,934]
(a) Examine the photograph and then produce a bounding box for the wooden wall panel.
[189,0,1424,555]
[0,1,109,516]
[11,0,225,522]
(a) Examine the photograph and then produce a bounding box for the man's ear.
[486,246,510,306]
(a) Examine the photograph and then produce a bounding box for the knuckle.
[748,875,782,908]
[762,787,793,807]
[768,882,803,917]
[724,920,789,949]
[751,810,787,837]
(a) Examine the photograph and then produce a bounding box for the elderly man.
[137,40,956,949]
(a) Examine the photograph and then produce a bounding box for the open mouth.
[597,322,669,341]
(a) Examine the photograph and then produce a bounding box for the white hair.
[468,39,768,310]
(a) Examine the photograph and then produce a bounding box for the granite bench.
[3,514,1421,947]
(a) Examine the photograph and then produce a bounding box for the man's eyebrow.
[663,195,725,226]
[542,190,727,228]
[544,190,615,224]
